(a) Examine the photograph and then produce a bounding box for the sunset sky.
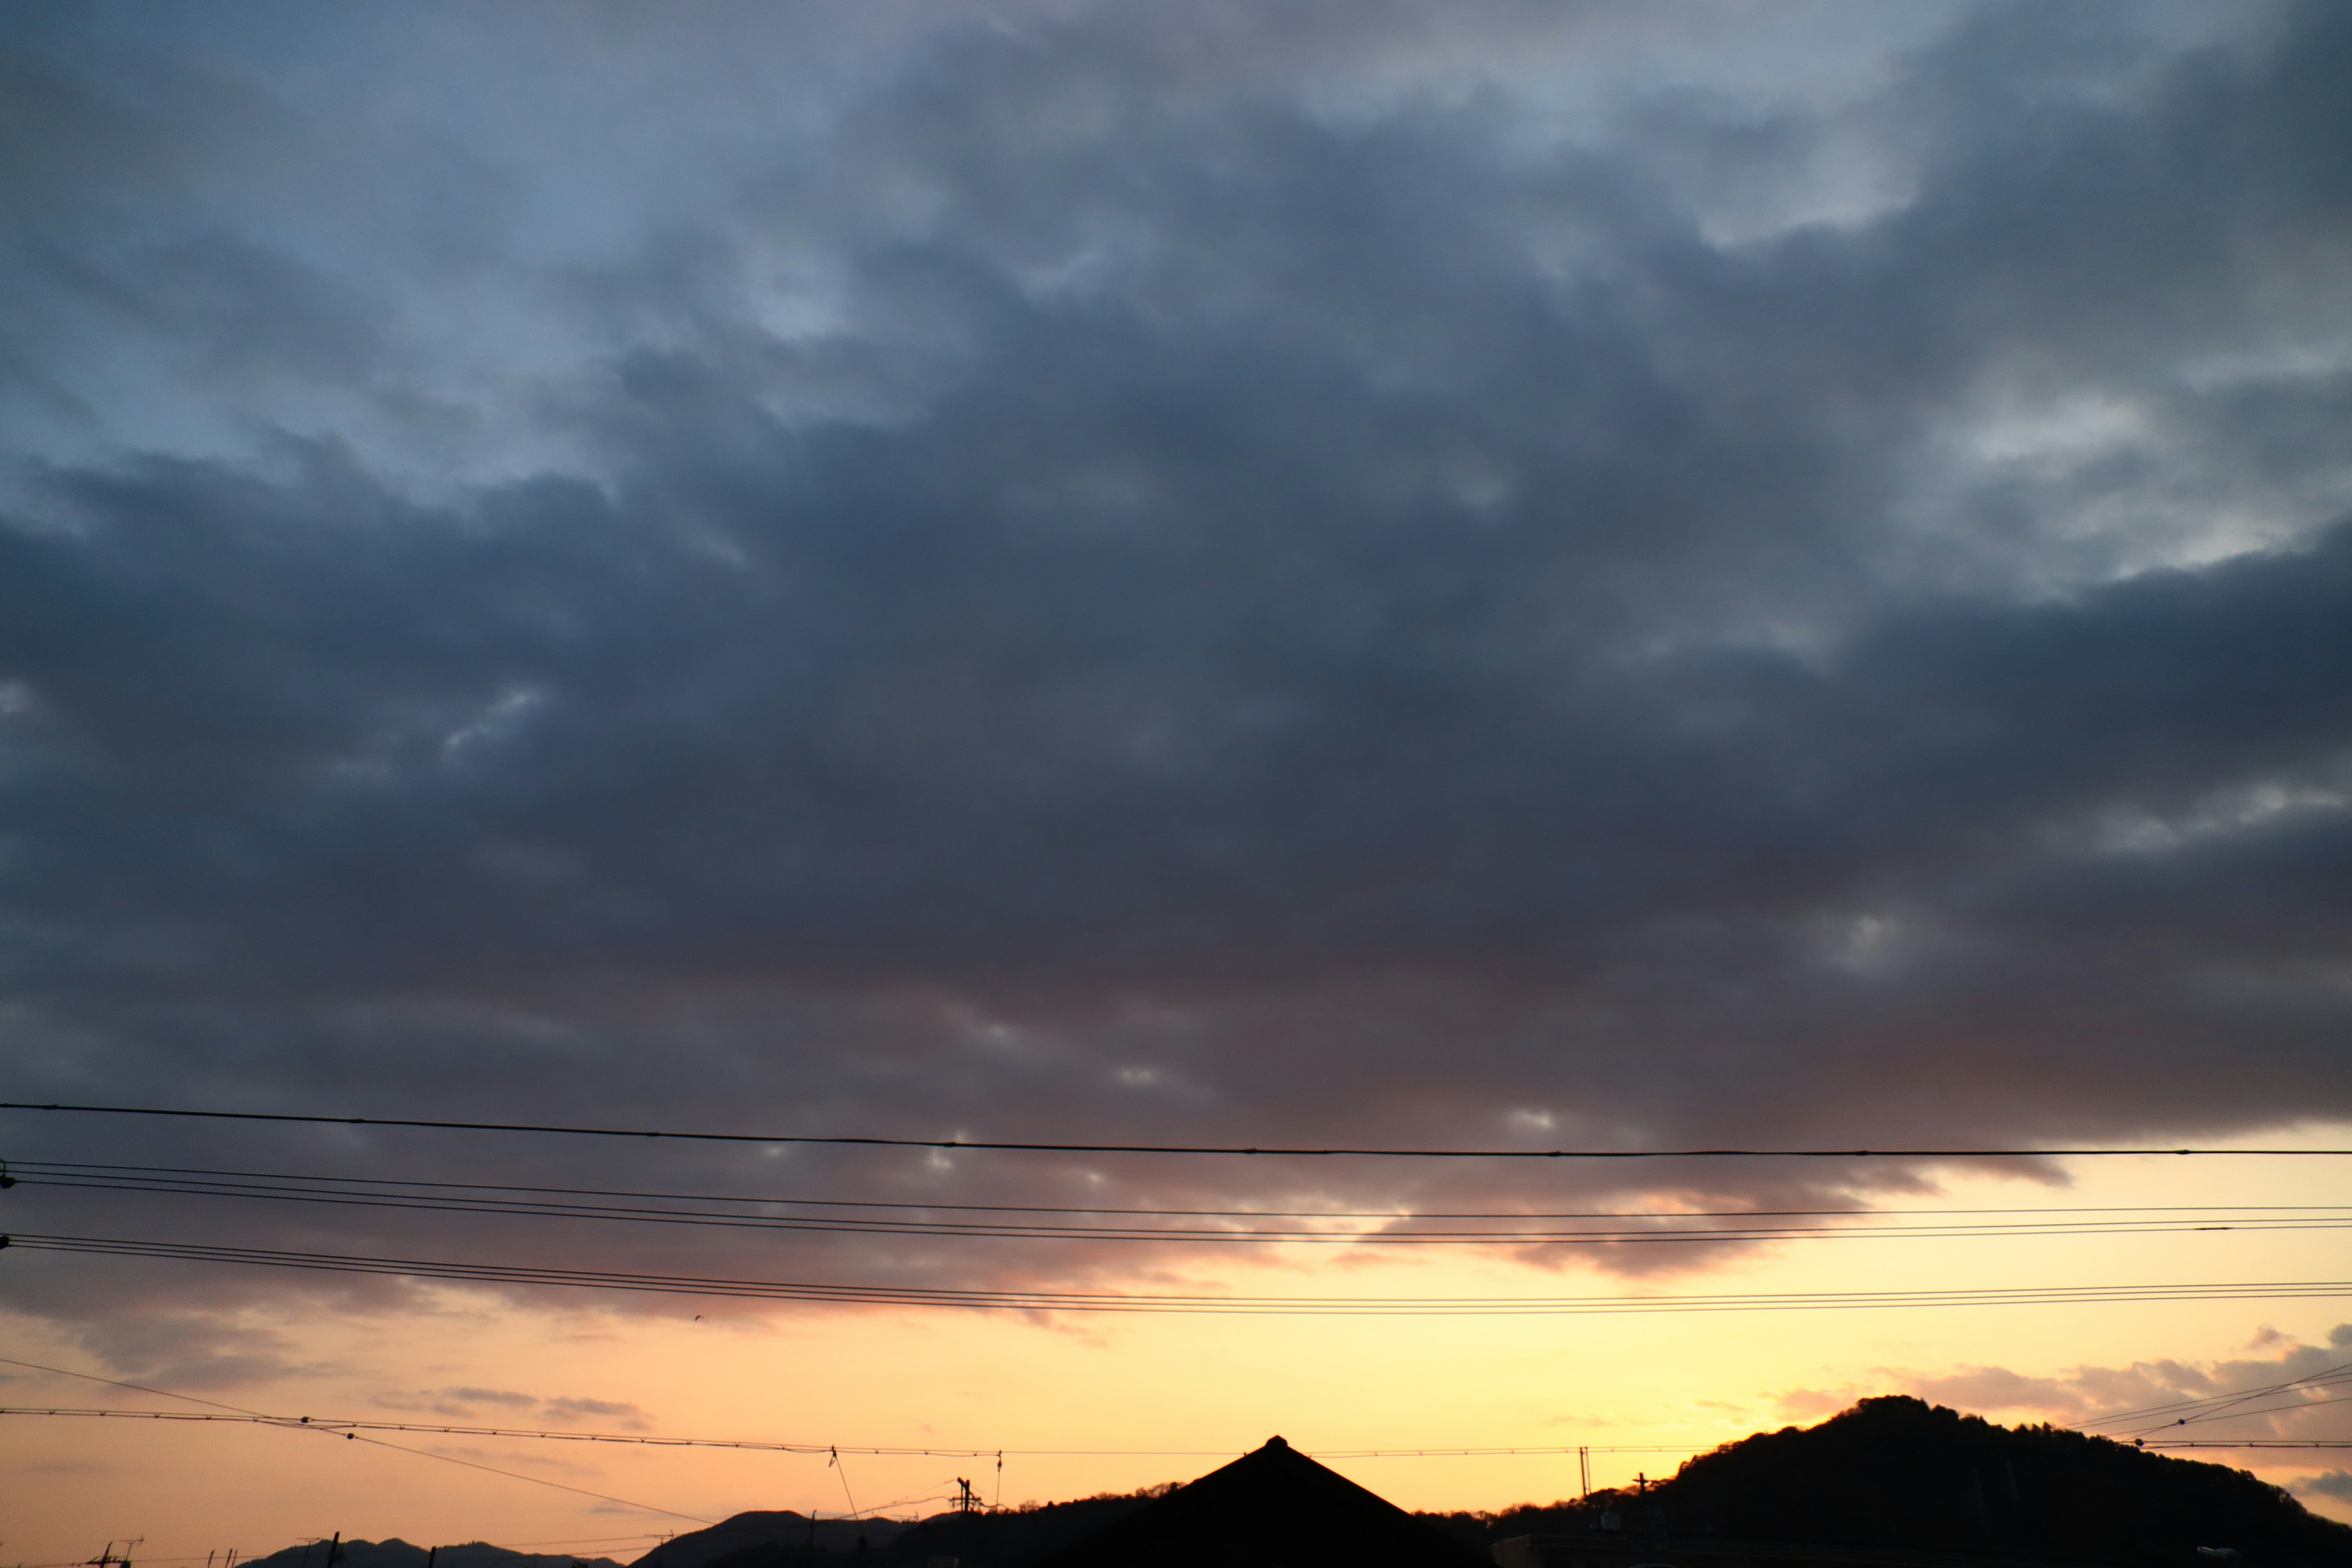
[3,1,2351,1562]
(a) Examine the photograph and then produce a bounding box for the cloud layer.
[1,0,2350,1356]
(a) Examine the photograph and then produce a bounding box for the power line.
[24,1356,2328,1483]
[17,1400,2332,1463]
[2145,1448,2352,1457]
[1314,1445,1700,1458]
[29,1160,2352,1218]
[0,1355,712,1524]
[9,1102,2349,1159]
[0,1404,1700,1460]
[0,1403,945,1454]
[0,1353,257,1415]
[10,1232,2351,1315]
[2116,1387,2352,1437]
[2078,1358,2352,1433]
[339,1427,717,1525]
[24,1158,2352,1224]
[18,1163,2348,1247]
[2162,1389,2352,1428]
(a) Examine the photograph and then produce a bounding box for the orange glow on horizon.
[7,1131,2350,1562]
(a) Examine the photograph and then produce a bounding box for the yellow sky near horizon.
[6,1134,2350,1566]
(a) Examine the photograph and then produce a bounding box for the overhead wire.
[18,1355,2337,1506]
[9,1161,2348,1247]
[336,1428,717,1525]
[0,1398,1698,1458]
[2115,1387,2352,1436]
[0,1402,989,1457]
[9,1232,2351,1315]
[2103,1374,2352,1430]
[13,1114,2350,1460]
[0,1352,258,1415]
[6,1403,2339,1464]
[28,1158,2352,1223]
[0,1407,1714,1461]
[9,1101,2351,1158]
[2145,1448,2352,1457]
[2076,1357,2352,1433]
[0,1355,712,1524]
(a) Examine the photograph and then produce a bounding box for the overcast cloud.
[2,0,2350,1367]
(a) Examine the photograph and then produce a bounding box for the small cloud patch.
[375,1387,652,1430]
[544,1396,652,1430]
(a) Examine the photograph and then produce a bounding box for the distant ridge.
[233,1540,624,1568]
[1478,1397,2352,1568]
[630,1512,908,1568]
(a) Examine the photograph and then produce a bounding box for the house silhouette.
[1023,1436,1485,1568]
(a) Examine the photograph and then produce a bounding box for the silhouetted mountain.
[235,1540,622,1568]
[631,1491,1166,1568]
[875,1488,1170,1568]
[630,1513,907,1568]
[1023,1436,1485,1568]
[1482,1397,2352,1568]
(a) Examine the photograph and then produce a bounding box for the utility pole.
[88,1540,141,1568]
[954,1476,980,1568]
[1578,1447,1590,1501]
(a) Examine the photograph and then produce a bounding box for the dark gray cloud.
[0,0,2349,1359]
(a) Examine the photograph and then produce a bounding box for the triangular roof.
[1023,1436,1486,1568]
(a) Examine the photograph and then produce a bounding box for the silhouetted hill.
[876,1488,1169,1568]
[1022,1436,1483,1568]
[236,1540,622,1568]
[1482,1397,2352,1568]
[630,1512,907,1568]
[620,1493,1167,1568]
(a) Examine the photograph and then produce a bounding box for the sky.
[2,0,2351,1558]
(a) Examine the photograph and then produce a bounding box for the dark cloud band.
[0,0,2347,1357]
